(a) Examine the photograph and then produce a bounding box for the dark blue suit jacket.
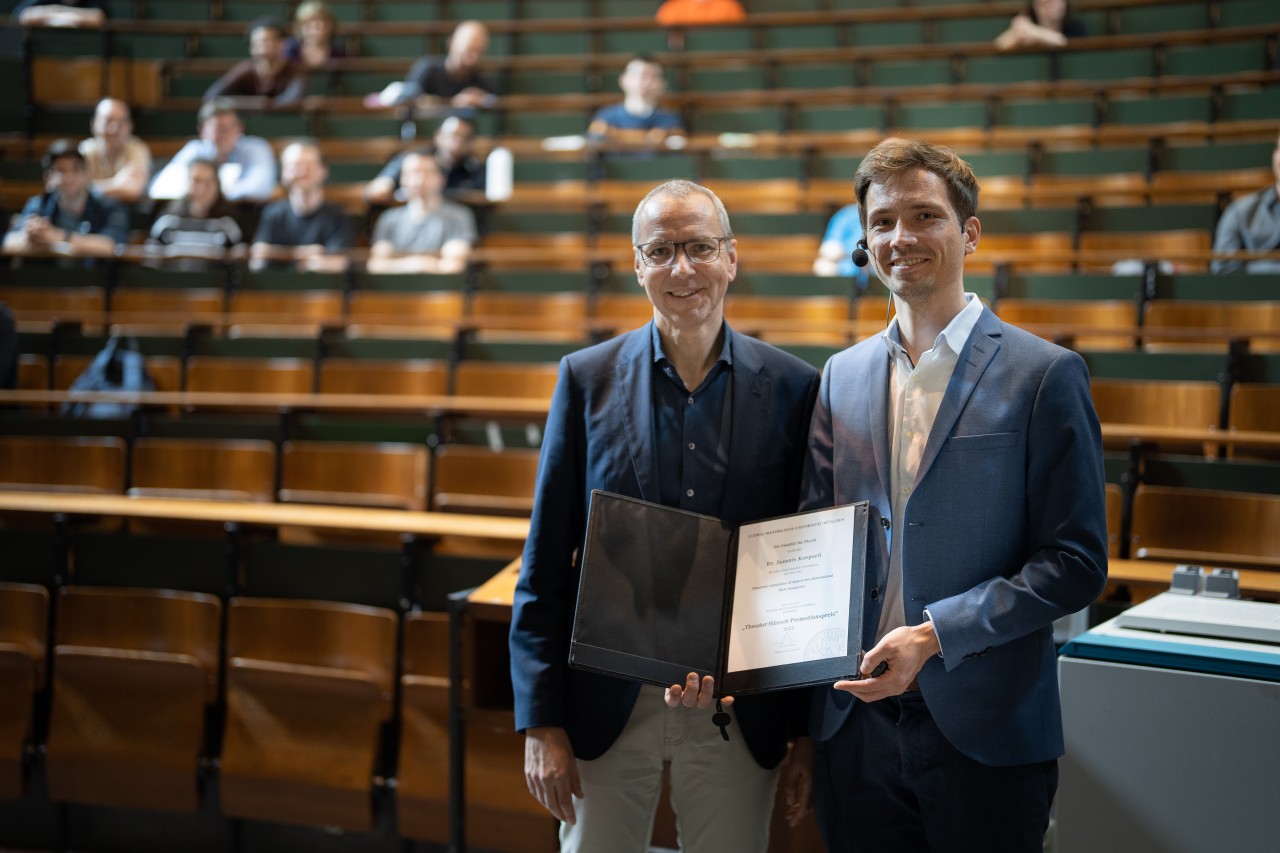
[510,323,820,768]
[803,307,1108,767]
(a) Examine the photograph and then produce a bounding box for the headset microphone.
[851,238,869,268]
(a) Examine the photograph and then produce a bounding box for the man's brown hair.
[854,137,980,231]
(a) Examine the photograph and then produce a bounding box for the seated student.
[12,0,105,27]
[149,159,245,258]
[3,139,128,258]
[375,20,496,109]
[1212,130,1280,274]
[250,140,352,273]
[80,98,152,204]
[655,0,745,26]
[366,151,476,275]
[364,116,486,206]
[587,55,685,144]
[149,99,278,203]
[995,0,1086,50]
[286,0,345,69]
[812,203,870,285]
[204,17,307,106]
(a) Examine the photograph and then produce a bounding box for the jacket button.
[870,588,879,600]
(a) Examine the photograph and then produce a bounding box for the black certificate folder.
[569,490,870,696]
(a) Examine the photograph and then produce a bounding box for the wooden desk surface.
[1098,423,1280,450]
[0,491,531,541]
[466,557,524,621]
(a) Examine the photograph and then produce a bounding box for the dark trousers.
[813,692,1057,853]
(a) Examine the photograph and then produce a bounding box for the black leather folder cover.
[569,490,870,695]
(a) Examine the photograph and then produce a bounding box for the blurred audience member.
[251,140,352,272]
[204,17,307,105]
[4,139,127,257]
[365,116,486,206]
[149,159,244,257]
[80,98,152,204]
[150,99,278,203]
[286,1,345,69]
[813,203,869,285]
[995,0,1086,50]
[12,0,105,27]
[1213,131,1280,274]
[367,151,476,274]
[588,56,685,144]
[375,20,496,108]
[655,0,745,26]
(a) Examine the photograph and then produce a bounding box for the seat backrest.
[1090,378,1221,429]
[226,597,397,702]
[0,582,49,687]
[318,358,448,396]
[401,611,449,682]
[109,288,224,327]
[130,437,276,501]
[432,445,540,514]
[0,436,127,495]
[346,291,465,331]
[54,585,220,697]
[1129,485,1280,569]
[996,299,1138,349]
[453,362,561,400]
[52,353,182,393]
[184,356,314,394]
[280,440,430,511]
[1105,483,1122,560]
[0,286,105,324]
[725,295,850,322]
[227,290,345,326]
[469,292,589,326]
[1228,383,1280,433]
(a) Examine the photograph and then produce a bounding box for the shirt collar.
[651,320,734,368]
[881,292,983,360]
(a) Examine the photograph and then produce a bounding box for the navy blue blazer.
[510,323,820,769]
[803,307,1108,767]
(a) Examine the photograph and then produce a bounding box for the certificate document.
[726,505,858,674]
[570,491,870,695]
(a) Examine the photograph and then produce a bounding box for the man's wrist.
[920,608,943,658]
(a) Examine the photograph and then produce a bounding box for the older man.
[802,138,1108,853]
[510,180,819,853]
[250,139,352,272]
[79,98,152,203]
[1212,130,1280,274]
[149,99,277,203]
[4,139,127,258]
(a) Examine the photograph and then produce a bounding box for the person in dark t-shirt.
[250,140,352,272]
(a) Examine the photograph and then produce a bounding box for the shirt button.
[901,487,911,495]
[905,430,913,438]
[686,488,695,498]
[687,396,694,405]
[688,442,696,450]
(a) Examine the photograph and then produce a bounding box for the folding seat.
[0,582,48,800]
[1129,486,1280,572]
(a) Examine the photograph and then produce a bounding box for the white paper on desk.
[725,504,856,674]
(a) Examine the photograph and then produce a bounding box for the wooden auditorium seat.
[0,582,48,800]
[468,292,590,332]
[44,586,220,812]
[995,299,1138,349]
[1226,383,1280,460]
[346,290,466,335]
[1143,300,1280,351]
[1089,378,1222,453]
[226,290,346,334]
[128,437,276,502]
[52,353,183,393]
[0,435,127,495]
[108,287,224,331]
[183,355,315,394]
[318,358,449,396]
[1106,483,1123,560]
[219,597,398,831]
[0,286,105,330]
[453,361,562,401]
[279,440,430,511]
[1129,485,1280,573]
[431,445,540,516]
[395,610,452,844]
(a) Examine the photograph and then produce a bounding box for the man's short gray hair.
[632,179,734,244]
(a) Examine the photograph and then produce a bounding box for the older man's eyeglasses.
[634,237,727,268]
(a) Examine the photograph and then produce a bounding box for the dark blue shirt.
[11,190,129,246]
[651,322,733,516]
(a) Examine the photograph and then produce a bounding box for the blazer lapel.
[720,330,768,519]
[618,326,658,503]
[915,308,1003,486]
